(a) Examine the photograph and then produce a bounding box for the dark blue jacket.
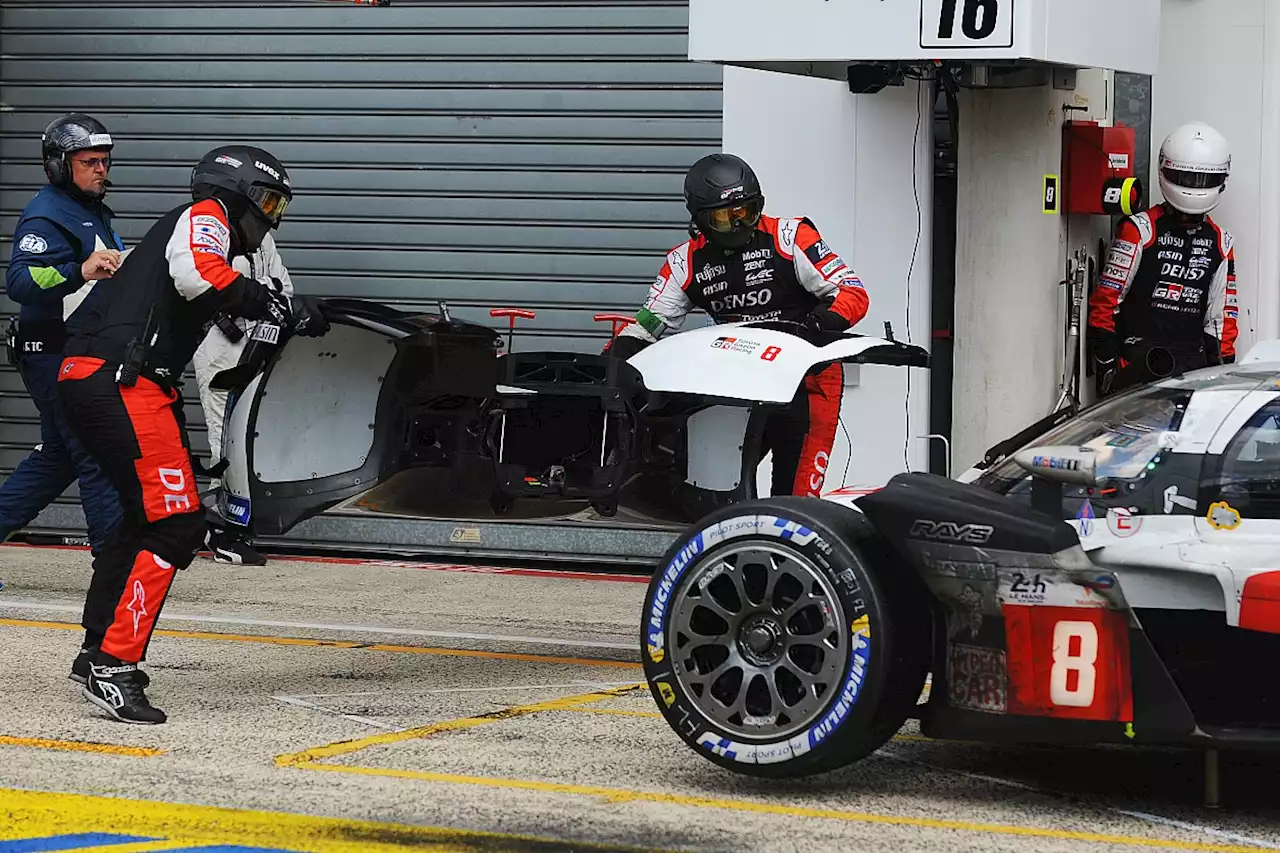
[5,185,124,330]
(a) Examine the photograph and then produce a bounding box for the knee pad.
[142,512,208,570]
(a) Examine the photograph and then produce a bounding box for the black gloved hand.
[1090,329,1119,398]
[291,294,330,338]
[606,334,647,360]
[799,309,848,336]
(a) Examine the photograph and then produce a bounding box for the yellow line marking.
[0,617,641,669]
[287,763,1274,852]
[561,707,664,719]
[0,787,668,853]
[276,684,645,767]
[0,734,164,757]
[277,689,1272,853]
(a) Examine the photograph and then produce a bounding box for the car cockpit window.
[975,385,1195,509]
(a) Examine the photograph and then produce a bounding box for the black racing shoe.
[71,646,149,687]
[207,528,267,566]
[83,656,165,725]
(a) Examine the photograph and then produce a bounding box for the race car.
[640,341,1280,781]
[206,298,928,536]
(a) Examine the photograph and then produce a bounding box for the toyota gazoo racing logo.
[1152,282,1202,305]
[909,519,994,544]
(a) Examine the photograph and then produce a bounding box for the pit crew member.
[57,145,327,724]
[606,152,870,498]
[1,113,124,556]
[192,193,298,567]
[1088,121,1238,397]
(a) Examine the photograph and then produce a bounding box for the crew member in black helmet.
[1,113,125,557]
[607,153,871,498]
[57,145,328,724]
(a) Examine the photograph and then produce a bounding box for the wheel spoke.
[669,542,852,740]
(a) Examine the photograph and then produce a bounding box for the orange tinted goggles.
[706,200,762,232]
[248,186,291,224]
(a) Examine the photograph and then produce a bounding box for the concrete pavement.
[0,544,1277,853]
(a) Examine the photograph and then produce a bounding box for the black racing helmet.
[683,153,764,249]
[42,113,114,193]
[190,145,293,230]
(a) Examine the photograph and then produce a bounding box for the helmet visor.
[705,199,763,233]
[1161,166,1227,190]
[247,184,290,225]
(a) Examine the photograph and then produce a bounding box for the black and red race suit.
[58,198,286,663]
[608,215,870,497]
[1087,203,1238,394]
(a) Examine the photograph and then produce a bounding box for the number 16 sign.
[921,0,1016,49]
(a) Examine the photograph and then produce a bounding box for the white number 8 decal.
[1050,620,1098,707]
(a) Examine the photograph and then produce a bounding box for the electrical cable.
[903,73,927,472]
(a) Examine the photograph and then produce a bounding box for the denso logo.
[696,263,727,284]
[710,289,772,313]
[909,520,994,544]
[1160,261,1207,282]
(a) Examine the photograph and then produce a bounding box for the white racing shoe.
[206,528,268,566]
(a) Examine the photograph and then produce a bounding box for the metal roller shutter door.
[0,0,722,552]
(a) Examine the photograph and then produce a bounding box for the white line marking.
[273,695,403,731]
[290,681,638,699]
[880,748,1280,850]
[1111,809,1280,850]
[0,598,636,651]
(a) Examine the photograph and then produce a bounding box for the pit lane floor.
[1,544,1278,853]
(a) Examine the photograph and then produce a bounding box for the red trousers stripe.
[792,363,843,497]
[102,549,177,661]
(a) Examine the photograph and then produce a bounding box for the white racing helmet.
[1157,122,1231,215]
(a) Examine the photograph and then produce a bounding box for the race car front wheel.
[642,496,929,777]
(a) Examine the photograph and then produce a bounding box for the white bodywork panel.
[685,405,752,491]
[688,0,1159,75]
[252,325,396,483]
[629,322,888,403]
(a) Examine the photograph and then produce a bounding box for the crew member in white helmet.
[1087,121,1238,397]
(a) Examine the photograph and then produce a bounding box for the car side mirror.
[1013,445,1099,520]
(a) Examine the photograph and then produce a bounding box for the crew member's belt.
[7,318,66,361]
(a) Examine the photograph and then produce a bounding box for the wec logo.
[909,520,994,544]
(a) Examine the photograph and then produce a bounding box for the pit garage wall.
[722,69,934,484]
[1150,0,1280,351]
[0,1,722,546]
[950,71,1114,472]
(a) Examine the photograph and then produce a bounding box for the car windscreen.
[974,385,1193,494]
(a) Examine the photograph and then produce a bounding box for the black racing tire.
[641,496,930,778]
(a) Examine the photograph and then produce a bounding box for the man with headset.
[1,113,125,559]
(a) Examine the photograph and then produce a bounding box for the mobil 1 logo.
[921,0,1015,49]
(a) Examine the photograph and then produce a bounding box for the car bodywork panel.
[215,300,930,536]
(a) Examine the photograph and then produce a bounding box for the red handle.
[490,308,537,320]
[594,313,636,341]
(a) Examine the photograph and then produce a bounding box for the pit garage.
[3,0,1280,850]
